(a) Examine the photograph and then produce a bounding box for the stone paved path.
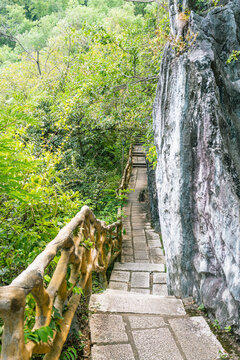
[89,145,226,360]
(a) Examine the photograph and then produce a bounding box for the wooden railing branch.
[44,293,81,360]
[117,144,133,195]
[0,145,133,360]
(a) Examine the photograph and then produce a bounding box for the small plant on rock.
[218,350,230,359]
[209,0,220,6]
[193,0,220,14]
[169,29,198,56]
[224,325,232,333]
[197,303,205,311]
[227,50,240,64]
[213,319,221,330]
[178,9,191,22]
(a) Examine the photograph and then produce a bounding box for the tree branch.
[0,29,36,62]
[113,75,158,91]
[0,27,42,77]
[124,0,168,9]
[124,0,159,2]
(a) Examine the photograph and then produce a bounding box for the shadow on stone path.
[89,145,226,360]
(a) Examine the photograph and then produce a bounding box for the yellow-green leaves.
[227,50,240,64]
[146,144,157,169]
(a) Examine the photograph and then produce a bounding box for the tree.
[0,0,169,287]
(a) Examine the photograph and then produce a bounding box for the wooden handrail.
[117,144,133,195]
[0,147,133,360]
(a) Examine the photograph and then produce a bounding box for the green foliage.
[197,303,205,311]
[224,325,232,333]
[1,3,32,34]
[1,2,169,350]
[49,306,64,332]
[82,238,94,250]
[27,0,68,20]
[213,319,221,330]
[0,0,168,291]
[24,294,36,330]
[60,347,78,360]
[23,294,64,341]
[189,0,220,13]
[24,325,54,344]
[0,148,87,285]
[17,13,59,51]
[169,30,198,56]
[143,125,157,169]
[146,145,157,169]
[44,275,51,284]
[218,350,229,359]
[0,1,170,342]
[227,50,240,64]
[72,286,84,295]
[92,272,104,293]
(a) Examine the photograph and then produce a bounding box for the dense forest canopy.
[0,0,169,285]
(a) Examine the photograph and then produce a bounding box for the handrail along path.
[0,145,133,360]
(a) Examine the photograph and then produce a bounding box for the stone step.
[114,262,165,272]
[132,152,145,156]
[133,163,146,168]
[89,150,227,360]
[90,313,225,360]
[109,268,168,295]
[90,289,185,316]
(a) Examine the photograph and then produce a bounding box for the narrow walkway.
[89,146,225,360]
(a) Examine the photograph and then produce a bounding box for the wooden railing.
[0,146,133,360]
[117,144,133,195]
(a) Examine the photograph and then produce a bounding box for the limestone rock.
[154,0,240,331]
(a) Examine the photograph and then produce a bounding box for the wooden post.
[84,273,92,303]
[0,287,28,360]
[118,223,123,262]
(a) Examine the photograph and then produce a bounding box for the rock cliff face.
[154,0,240,330]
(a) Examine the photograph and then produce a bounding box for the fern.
[60,347,78,360]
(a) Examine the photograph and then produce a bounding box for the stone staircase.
[132,144,147,168]
[89,145,226,360]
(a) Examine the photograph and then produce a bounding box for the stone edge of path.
[89,289,186,316]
